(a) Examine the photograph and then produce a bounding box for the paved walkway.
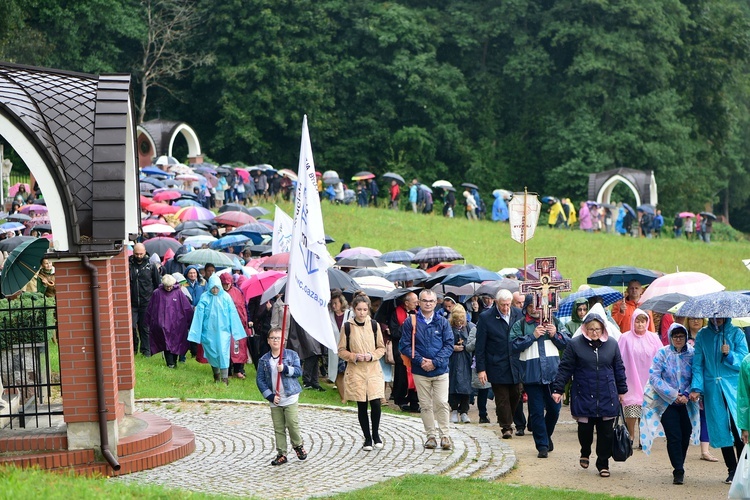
[112,399,515,499]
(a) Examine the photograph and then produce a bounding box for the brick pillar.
[187,155,204,164]
[112,250,135,415]
[55,257,123,452]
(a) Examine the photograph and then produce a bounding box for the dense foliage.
[2,0,750,229]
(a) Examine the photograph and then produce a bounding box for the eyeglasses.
[586,328,602,333]
[420,299,436,304]
[268,337,282,341]
[672,335,687,340]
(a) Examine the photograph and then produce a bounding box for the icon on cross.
[520,257,571,324]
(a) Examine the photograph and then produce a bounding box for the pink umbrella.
[176,173,202,182]
[278,169,298,181]
[263,252,289,270]
[141,218,166,226]
[234,168,250,183]
[240,270,287,300]
[140,195,153,207]
[8,183,30,197]
[204,172,219,188]
[152,190,182,202]
[19,204,48,214]
[214,211,256,227]
[147,203,181,215]
[176,206,215,221]
[638,271,725,305]
[336,246,382,260]
[678,211,695,218]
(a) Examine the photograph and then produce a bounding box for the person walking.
[463,190,478,221]
[388,292,420,412]
[399,289,455,450]
[220,273,251,379]
[129,242,161,357]
[448,305,474,424]
[409,179,419,213]
[145,274,194,368]
[389,180,400,210]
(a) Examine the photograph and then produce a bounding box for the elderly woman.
[448,304,474,424]
[640,323,700,485]
[338,293,386,451]
[145,274,194,368]
[619,308,663,447]
[466,322,493,424]
[552,307,627,478]
[328,290,353,402]
[188,274,247,385]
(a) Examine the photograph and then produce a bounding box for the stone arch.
[137,120,202,167]
[168,123,200,159]
[588,168,657,207]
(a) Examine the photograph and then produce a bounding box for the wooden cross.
[519,257,571,324]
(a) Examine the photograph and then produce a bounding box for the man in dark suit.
[475,289,524,438]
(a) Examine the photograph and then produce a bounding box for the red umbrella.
[214,211,256,227]
[152,190,182,202]
[263,252,290,269]
[147,203,181,215]
[140,195,153,207]
[240,270,287,300]
[234,168,250,183]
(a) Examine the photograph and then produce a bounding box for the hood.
[206,274,224,296]
[570,297,589,322]
[580,303,610,342]
[668,322,689,351]
[174,245,190,258]
[709,317,733,332]
[629,307,651,334]
[185,264,202,282]
[522,294,534,316]
[149,253,161,265]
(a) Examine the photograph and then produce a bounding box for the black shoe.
[537,448,549,458]
[673,472,684,485]
[315,386,326,392]
[548,438,554,452]
[479,416,490,424]
[515,429,525,436]
[725,471,735,484]
[294,445,307,461]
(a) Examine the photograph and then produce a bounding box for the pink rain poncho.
[618,308,663,407]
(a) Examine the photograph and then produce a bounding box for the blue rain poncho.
[188,274,247,369]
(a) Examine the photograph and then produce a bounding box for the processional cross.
[519,257,571,325]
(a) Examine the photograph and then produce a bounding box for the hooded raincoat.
[619,308,663,407]
[737,353,750,434]
[491,194,508,222]
[188,274,247,369]
[640,323,700,455]
[565,298,589,336]
[690,318,749,448]
[220,273,250,365]
[145,283,194,356]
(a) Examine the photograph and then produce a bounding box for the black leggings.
[357,399,381,442]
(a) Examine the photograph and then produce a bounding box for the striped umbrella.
[381,250,415,263]
[384,267,429,283]
[557,286,623,317]
[176,206,215,221]
[412,246,464,264]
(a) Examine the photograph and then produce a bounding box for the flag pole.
[523,187,528,281]
[276,303,288,397]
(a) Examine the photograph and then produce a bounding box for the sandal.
[579,457,590,469]
[271,453,288,466]
[599,469,610,478]
[700,452,719,462]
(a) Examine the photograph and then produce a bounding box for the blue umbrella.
[142,166,169,177]
[384,267,429,283]
[1,222,26,232]
[587,266,659,287]
[637,204,655,215]
[676,291,750,319]
[381,250,415,263]
[210,234,250,250]
[557,286,623,317]
[441,269,501,287]
[541,196,556,204]
[174,199,201,207]
[140,177,165,188]
[622,203,636,218]
[235,222,273,235]
[230,231,265,244]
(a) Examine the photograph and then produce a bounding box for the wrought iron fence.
[0,294,61,429]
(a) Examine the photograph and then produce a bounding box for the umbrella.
[140,177,165,188]
[381,250,415,263]
[353,276,396,293]
[322,170,339,180]
[699,212,717,220]
[155,155,180,166]
[194,165,218,175]
[147,203,181,215]
[323,177,341,186]
[234,222,273,235]
[6,213,31,222]
[493,189,513,200]
[210,234,250,250]
[637,204,655,215]
[638,272,724,305]
[175,173,202,182]
[176,206,215,221]
[384,267,430,283]
[0,235,37,252]
[234,168,250,183]
[678,211,695,218]
[557,287,624,317]
[382,172,405,185]
[461,182,479,190]
[178,248,235,267]
[183,235,217,247]
[175,221,210,232]
[337,254,386,269]
[248,207,270,218]
[441,269,501,287]
[419,184,433,194]
[263,252,290,269]
[214,211,256,227]
[260,276,288,303]
[277,169,297,181]
[218,203,253,215]
[240,270,287,300]
[325,234,335,244]
[19,204,47,214]
[244,244,272,255]
[8,183,31,197]
[352,171,375,181]
[174,199,200,207]
[423,264,485,287]
[328,267,359,290]
[163,179,180,187]
[407,246,425,255]
[1,222,26,232]
[476,279,521,296]
[541,196,556,204]
[336,246,382,260]
[141,166,168,176]
[412,246,464,265]
[348,268,385,278]
[622,203,636,218]
[0,238,49,295]
[28,223,51,233]
[432,180,453,189]
[676,291,750,318]
[587,266,660,287]
[498,267,520,277]
[639,293,693,315]
[139,195,153,207]
[143,237,182,256]
[179,228,213,238]
[152,190,182,202]
[373,286,423,323]
[141,223,175,234]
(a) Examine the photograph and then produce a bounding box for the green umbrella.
[177,248,235,268]
[1,238,49,295]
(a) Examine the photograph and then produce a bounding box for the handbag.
[384,340,396,365]
[612,404,633,462]
[729,444,750,499]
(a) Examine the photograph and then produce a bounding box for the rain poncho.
[572,303,622,342]
[188,274,247,369]
[578,203,592,230]
[491,193,508,222]
[145,284,194,355]
[737,353,750,434]
[640,323,700,454]
[619,308,663,407]
[690,318,749,447]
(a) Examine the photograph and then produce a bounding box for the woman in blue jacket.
[552,310,627,478]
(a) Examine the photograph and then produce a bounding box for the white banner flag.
[508,193,542,243]
[272,205,294,255]
[287,115,336,350]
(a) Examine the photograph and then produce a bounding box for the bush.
[0,293,56,350]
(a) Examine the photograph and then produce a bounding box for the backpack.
[345,319,378,351]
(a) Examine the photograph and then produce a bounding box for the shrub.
[0,293,56,350]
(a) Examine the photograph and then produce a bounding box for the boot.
[222,378,229,386]
[214,372,221,382]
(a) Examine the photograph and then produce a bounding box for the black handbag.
[612,404,633,462]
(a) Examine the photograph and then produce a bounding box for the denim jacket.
[256,349,302,402]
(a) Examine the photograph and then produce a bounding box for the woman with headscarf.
[145,274,194,368]
[188,274,247,385]
[220,273,251,379]
[619,308,663,447]
[640,323,700,485]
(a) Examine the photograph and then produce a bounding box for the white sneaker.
[451,410,459,423]
[460,413,470,424]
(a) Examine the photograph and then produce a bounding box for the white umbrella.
[141,223,175,233]
[184,235,217,247]
[432,180,453,189]
[155,155,180,166]
[322,170,339,180]
[353,276,396,292]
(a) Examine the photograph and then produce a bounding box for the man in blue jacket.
[511,295,569,458]
[400,289,455,450]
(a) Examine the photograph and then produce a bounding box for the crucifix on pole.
[519,257,571,325]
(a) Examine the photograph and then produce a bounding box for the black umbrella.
[143,237,182,257]
[218,203,253,215]
[0,235,37,253]
[382,172,405,185]
[30,223,52,233]
[325,234,335,244]
[179,228,212,237]
[373,286,423,324]
[461,182,479,190]
[622,203,636,218]
[248,207,271,218]
[637,204,655,215]
[423,264,487,288]
[639,292,692,315]
[587,266,660,287]
[328,267,359,290]
[475,278,521,296]
[244,244,272,256]
[699,212,717,220]
[6,213,31,222]
[348,268,386,278]
[174,221,210,232]
[140,177,165,188]
[337,254,386,269]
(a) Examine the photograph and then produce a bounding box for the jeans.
[477,388,492,418]
[661,405,691,475]
[413,373,450,439]
[525,384,561,451]
[578,417,614,472]
[491,383,522,432]
[515,397,528,431]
